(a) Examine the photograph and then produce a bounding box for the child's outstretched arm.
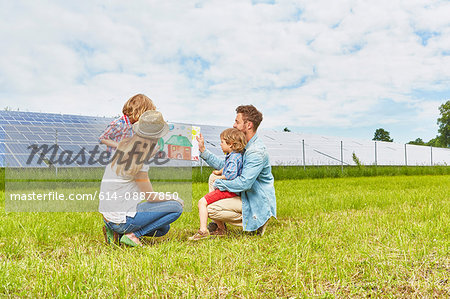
[100,139,119,149]
[197,133,226,170]
[99,119,122,149]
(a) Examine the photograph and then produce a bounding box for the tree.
[425,136,442,147]
[408,138,425,145]
[283,127,291,132]
[372,128,393,142]
[437,100,450,147]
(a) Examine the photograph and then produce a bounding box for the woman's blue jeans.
[105,201,183,238]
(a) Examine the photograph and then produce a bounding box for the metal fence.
[199,127,450,167]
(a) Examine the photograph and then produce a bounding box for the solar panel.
[55,135,72,142]
[60,144,84,153]
[1,110,449,168]
[6,143,31,153]
[5,154,21,167]
[68,135,85,142]
[14,154,47,167]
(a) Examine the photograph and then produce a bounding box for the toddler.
[189,128,247,240]
[99,94,156,152]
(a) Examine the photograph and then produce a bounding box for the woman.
[99,110,183,247]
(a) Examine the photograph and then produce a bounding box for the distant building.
[165,134,192,160]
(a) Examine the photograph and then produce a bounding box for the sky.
[1,0,450,144]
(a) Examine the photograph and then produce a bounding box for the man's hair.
[122,94,156,122]
[220,128,247,153]
[236,105,263,131]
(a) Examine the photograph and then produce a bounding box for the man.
[197,105,276,235]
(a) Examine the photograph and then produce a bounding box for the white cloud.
[1,0,449,143]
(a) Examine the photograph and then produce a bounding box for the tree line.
[373,100,450,148]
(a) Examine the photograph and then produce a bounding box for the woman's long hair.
[110,135,159,176]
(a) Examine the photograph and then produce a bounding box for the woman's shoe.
[120,235,141,247]
[103,225,119,244]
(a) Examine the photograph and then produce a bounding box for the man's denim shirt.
[200,133,277,231]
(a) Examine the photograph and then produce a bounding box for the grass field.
[2,165,450,186]
[1,174,449,297]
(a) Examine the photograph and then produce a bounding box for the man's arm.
[214,150,264,193]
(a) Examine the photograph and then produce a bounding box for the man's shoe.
[256,220,269,236]
[207,222,218,233]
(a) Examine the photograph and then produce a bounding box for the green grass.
[2,165,450,186]
[195,165,450,182]
[1,175,449,297]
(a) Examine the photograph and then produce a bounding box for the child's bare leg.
[198,197,209,232]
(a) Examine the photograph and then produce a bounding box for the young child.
[99,94,156,152]
[189,128,247,240]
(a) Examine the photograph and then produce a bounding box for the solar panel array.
[1,111,112,167]
[1,110,449,168]
[198,127,449,166]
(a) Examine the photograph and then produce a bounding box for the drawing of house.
[156,137,166,158]
[165,134,192,160]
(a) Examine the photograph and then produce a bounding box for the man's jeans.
[105,201,183,238]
